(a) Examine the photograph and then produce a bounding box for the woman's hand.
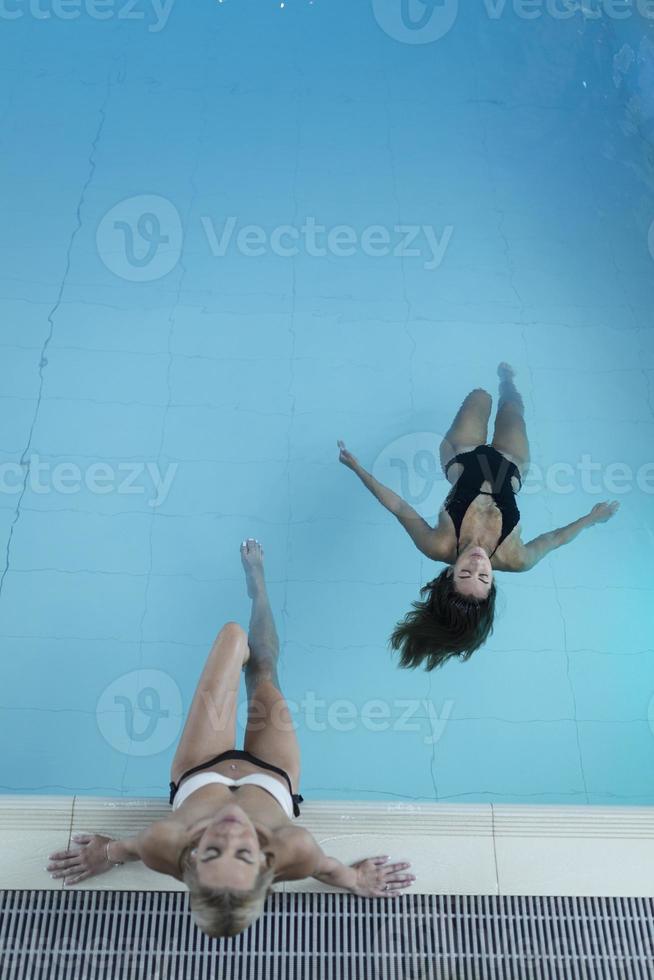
[47,834,116,886]
[337,439,360,473]
[349,856,415,898]
[588,500,620,525]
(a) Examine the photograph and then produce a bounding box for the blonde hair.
[180,843,275,938]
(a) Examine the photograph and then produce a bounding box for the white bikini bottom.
[171,771,295,819]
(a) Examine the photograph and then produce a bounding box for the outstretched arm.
[277,827,414,896]
[47,832,144,886]
[518,500,619,571]
[306,837,414,897]
[338,440,446,559]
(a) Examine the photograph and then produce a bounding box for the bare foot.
[240,538,265,599]
[498,362,515,381]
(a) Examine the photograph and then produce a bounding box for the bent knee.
[218,621,247,643]
[460,388,492,418]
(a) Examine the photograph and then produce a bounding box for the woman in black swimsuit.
[339,363,619,670]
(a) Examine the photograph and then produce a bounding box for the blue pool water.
[1,1,653,805]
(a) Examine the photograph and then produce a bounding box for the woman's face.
[452,546,493,599]
[191,804,269,892]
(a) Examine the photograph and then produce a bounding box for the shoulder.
[429,508,456,562]
[138,820,185,879]
[396,505,454,562]
[272,827,319,881]
[492,537,530,572]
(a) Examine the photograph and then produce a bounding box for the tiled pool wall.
[0,3,653,803]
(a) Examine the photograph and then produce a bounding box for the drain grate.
[1,890,653,979]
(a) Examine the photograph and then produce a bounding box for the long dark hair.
[389,568,497,671]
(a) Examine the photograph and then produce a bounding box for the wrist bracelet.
[105,841,124,868]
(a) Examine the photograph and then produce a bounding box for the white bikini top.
[171,771,295,820]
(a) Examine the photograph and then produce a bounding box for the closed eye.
[200,847,255,865]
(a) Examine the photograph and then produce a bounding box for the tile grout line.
[280,50,302,692]
[123,24,219,798]
[490,801,501,898]
[0,80,110,608]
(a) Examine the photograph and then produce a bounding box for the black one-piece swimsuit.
[444,445,522,558]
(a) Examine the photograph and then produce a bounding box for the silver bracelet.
[105,840,124,868]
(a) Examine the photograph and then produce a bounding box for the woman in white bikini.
[47,540,415,937]
[339,363,619,670]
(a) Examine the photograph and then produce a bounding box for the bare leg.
[241,539,300,791]
[439,387,493,481]
[170,622,249,784]
[490,362,530,478]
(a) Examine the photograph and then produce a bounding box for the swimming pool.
[0,0,653,808]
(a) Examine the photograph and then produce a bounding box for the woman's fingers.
[48,834,90,861]
[48,856,83,871]
[47,834,110,885]
[63,872,89,886]
[47,853,81,868]
[382,862,411,875]
[378,885,407,897]
[377,860,414,891]
[51,864,85,879]
[354,856,414,897]
[47,849,76,862]
[380,877,414,894]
